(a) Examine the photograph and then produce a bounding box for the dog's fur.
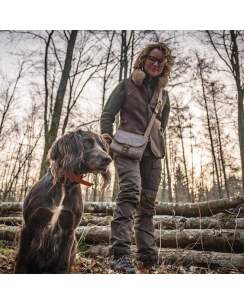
[14,129,111,273]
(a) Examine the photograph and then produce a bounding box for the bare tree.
[206,30,244,192]
[196,53,223,199]
[210,81,230,198]
[0,62,24,138]
[39,30,78,177]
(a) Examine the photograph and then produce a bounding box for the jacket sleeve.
[100,80,125,138]
[160,90,170,133]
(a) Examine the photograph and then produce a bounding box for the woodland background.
[0,30,243,203]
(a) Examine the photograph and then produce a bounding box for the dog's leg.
[14,225,32,273]
[55,233,75,273]
[52,209,75,273]
[15,207,53,273]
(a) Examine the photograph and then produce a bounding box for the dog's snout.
[101,155,112,166]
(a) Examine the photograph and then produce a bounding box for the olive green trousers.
[110,147,162,264]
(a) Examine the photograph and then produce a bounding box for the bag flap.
[113,130,147,147]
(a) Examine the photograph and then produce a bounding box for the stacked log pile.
[1,196,244,273]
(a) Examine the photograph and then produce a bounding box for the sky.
[0,30,241,180]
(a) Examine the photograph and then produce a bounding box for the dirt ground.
[0,244,241,274]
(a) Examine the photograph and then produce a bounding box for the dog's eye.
[83,138,94,149]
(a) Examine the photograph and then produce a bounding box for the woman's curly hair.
[132,42,175,88]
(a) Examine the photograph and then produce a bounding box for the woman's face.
[143,48,166,79]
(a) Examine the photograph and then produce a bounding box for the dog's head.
[48,129,112,189]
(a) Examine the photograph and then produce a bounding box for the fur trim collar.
[131,69,168,88]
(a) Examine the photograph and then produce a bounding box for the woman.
[100,42,174,273]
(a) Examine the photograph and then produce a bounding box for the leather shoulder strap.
[144,89,166,138]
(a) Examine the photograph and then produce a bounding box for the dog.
[14,129,111,273]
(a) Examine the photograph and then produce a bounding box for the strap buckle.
[122,144,130,153]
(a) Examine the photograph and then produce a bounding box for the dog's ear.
[49,131,85,182]
[49,140,60,162]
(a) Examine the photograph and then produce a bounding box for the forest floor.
[0,243,241,274]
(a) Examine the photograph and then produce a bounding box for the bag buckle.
[122,144,130,153]
[154,99,162,114]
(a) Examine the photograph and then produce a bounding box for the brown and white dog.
[14,129,111,273]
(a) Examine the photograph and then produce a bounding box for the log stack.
[0,196,244,273]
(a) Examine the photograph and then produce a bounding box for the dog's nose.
[101,155,112,166]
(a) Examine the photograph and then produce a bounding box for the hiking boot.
[137,260,159,274]
[110,255,136,274]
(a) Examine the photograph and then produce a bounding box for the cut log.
[0,214,112,227]
[84,202,114,215]
[3,213,244,230]
[76,226,111,244]
[0,225,19,243]
[1,196,244,217]
[0,202,23,216]
[0,217,23,226]
[1,214,244,230]
[84,197,244,217]
[154,229,244,252]
[79,215,112,226]
[76,226,244,253]
[86,245,244,272]
[2,225,244,252]
[154,215,244,229]
[154,196,244,217]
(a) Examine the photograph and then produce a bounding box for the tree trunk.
[175,99,191,201]
[211,83,230,198]
[197,53,222,198]
[164,132,173,202]
[112,30,133,200]
[39,30,78,178]
[230,30,244,193]
[206,30,244,193]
